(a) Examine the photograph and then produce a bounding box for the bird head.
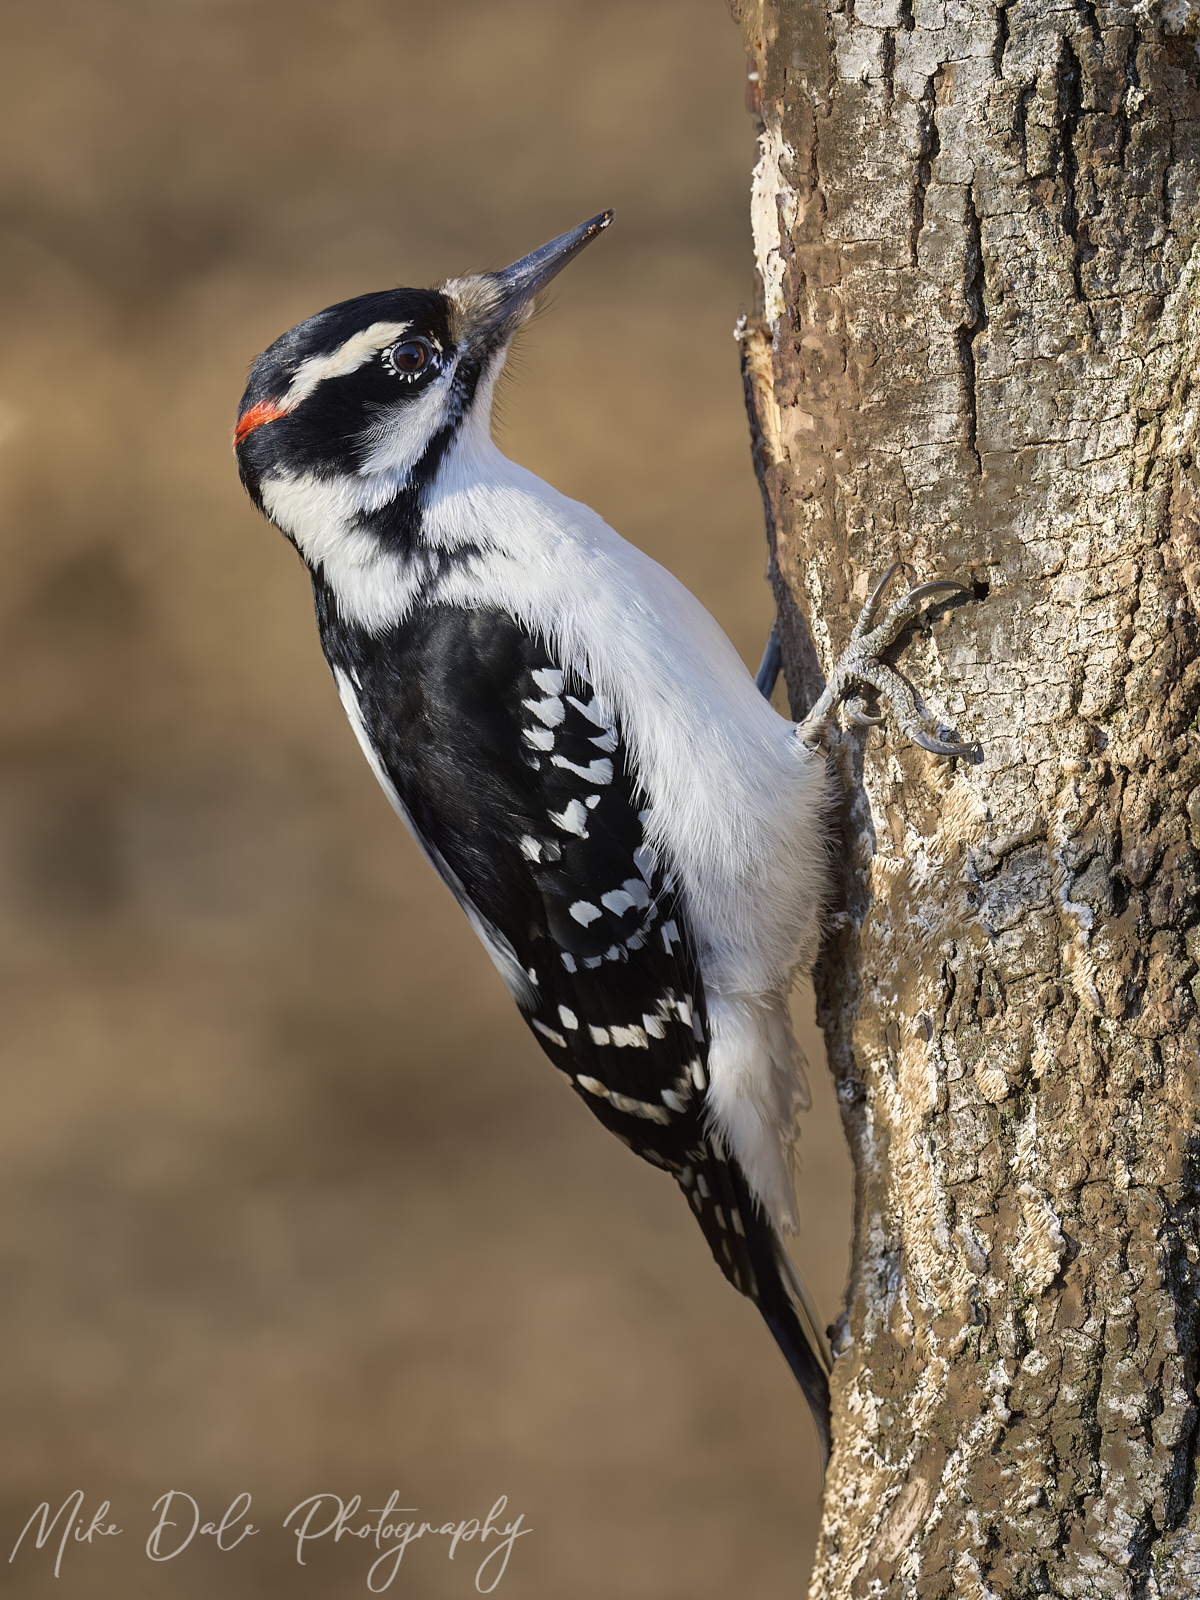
[234,211,613,526]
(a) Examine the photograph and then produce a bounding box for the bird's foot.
[797,562,977,758]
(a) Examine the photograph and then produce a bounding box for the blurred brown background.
[0,2,852,1595]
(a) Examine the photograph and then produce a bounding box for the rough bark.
[730,0,1200,1593]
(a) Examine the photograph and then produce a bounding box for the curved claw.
[857,563,908,636]
[899,578,971,608]
[864,560,903,615]
[846,706,886,728]
[914,729,978,758]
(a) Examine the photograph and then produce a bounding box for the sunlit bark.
[731,0,1200,1591]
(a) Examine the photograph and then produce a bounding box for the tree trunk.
[729,0,1200,1592]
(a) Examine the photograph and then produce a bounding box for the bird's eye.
[386,338,435,379]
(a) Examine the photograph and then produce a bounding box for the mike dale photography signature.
[8,1489,531,1592]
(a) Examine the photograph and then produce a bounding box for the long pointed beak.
[489,210,613,318]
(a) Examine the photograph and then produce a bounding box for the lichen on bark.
[730,0,1200,1593]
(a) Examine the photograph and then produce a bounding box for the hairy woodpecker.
[235,211,972,1466]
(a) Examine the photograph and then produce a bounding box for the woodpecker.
[235,211,973,1466]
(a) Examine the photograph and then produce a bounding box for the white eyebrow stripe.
[283,321,412,408]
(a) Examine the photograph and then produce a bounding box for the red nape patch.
[234,398,288,445]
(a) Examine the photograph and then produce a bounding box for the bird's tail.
[679,1142,832,1468]
[758,1270,833,1469]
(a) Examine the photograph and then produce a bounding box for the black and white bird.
[235,211,972,1466]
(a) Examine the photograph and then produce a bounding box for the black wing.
[317,595,831,1455]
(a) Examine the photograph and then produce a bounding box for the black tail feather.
[760,1301,832,1469]
[676,1140,833,1469]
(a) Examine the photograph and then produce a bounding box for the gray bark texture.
[729,0,1200,1594]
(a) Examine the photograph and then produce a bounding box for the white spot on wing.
[532,668,564,693]
[553,801,590,837]
[570,900,601,926]
[609,1024,649,1049]
[558,1005,579,1030]
[601,889,637,917]
[532,1019,567,1049]
[550,755,614,784]
[608,1091,671,1124]
[524,695,565,728]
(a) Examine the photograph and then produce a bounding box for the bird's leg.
[797,562,977,758]
[755,622,783,701]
